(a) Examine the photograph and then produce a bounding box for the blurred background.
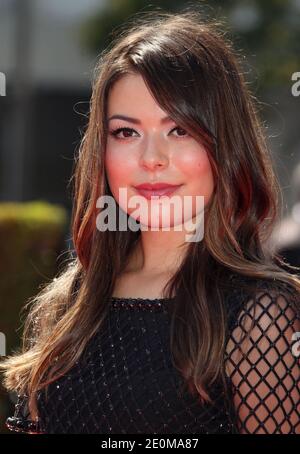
[0,0,300,433]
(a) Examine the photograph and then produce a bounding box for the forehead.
[107,73,169,121]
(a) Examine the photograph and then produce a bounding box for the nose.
[139,134,169,171]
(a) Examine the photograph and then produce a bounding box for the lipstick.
[133,182,182,200]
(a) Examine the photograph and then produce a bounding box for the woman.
[1,9,300,434]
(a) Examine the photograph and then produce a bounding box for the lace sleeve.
[6,393,45,434]
[225,285,300,434]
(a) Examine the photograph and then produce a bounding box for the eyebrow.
[107,114,174,125]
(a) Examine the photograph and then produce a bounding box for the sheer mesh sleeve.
[225,285,300,434]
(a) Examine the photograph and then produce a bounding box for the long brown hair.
[1,8,300,422]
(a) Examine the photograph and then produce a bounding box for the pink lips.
[133,182,182,200]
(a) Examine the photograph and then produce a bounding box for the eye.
[108,125,189,140]
[170,126,189,138]
[109,127,138,139]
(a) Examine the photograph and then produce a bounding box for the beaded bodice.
[5,278,300,434]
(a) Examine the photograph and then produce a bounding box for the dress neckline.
[109,295,175,312]
[110,296,175,302]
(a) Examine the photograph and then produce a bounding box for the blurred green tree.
[79,0,300,92]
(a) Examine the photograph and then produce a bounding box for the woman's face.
[105,73,215,230]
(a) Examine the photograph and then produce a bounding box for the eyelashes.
[108,126,189,140]
[109,127,137,139]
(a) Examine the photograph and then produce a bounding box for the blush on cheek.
[197,156,212,174]
[105,154,127,181]
[179,154,212,177]
[106,150,137,174]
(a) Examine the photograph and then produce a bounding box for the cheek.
[105,149,139,215]
[176,150,215,203]
[195,155,214,191]
[177,149,214,182]
[105,149,134,188]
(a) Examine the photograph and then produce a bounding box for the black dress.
[5,278,300,434]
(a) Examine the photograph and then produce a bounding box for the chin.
[137,213,185,231]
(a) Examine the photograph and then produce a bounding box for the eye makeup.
[108,125,189,140]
